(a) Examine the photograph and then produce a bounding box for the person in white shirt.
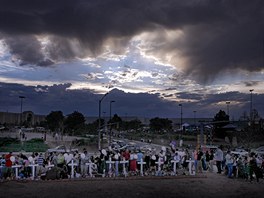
[214,145,223,174]
[225,150,233,178]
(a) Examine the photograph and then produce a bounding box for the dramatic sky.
[0,0,263,120]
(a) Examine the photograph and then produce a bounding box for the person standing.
[209,149,215,172]
[36,153,45,177]
[249,153,261,182]
[205,151,210,171]
[196,148,204,174]
[225,150,233,178]
[4,152,13,179]
[80,150,89,178]
[214,145,224,174]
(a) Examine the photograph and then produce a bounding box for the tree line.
[31,109,264,143]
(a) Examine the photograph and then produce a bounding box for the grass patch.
[0,137,49,152]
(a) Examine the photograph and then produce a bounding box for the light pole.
[249,89,254,125]
[179,104,182,138]
[98,92,109,150]
[19,96,25,126]
[109,100,115,145]
[226,101,230,116]
[193,110,196,130]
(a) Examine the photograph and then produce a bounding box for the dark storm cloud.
[0,0,263,82]
[3,34,54,65]
[243,81,260,87]
[176,92,204,101]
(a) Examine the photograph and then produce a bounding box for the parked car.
[126,143,140,152]
[231,148,248,156]
[110,142,128,152]
[201,145,218,152]
[252,146,264,155]
[47,145,78,153]
[140,145,156,153]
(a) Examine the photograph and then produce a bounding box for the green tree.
[85,118,106,135]
[149,117,172,133]
[64,111,86,135]
[46,111,64,132]
[109,114,122,129]
[127,119,142,130]
[213,110,229,138]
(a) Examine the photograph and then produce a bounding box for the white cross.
[29,163,39,179]
[137,159,146,176]
[12,165,22,178]
[155,158,164,172]
[85,161,94,177]
[68,160,78,178]
[105,158,115,176]
[171,160,179,175]
[120,158,129,177]
[186,158,195,175]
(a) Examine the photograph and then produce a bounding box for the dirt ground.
[0,172,263,198]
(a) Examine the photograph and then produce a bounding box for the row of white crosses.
[0,164,38,179]
[105,157,127,177]
[5,154,195,179]
[62,158,196,178]
[106,157,146,177]
[3,156,40,179]
[103,155,196,177]
[7,155,73,180]
[170,158,195,175]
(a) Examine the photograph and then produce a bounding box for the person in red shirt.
[122,149,130,161]
[5,152,13,179]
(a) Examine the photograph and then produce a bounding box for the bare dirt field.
[0,172,263,198]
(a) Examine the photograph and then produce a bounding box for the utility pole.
[19,96,25,125]
[98,92,108,150]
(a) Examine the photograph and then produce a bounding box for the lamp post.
[109,100,115,145]
[249,89,254,125]
[193,110,196,130]
[19,96,25,125]
[98,92,109,150]
[179,104,182,138]
[226,101,230,116]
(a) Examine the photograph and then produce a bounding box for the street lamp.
[98,92,109,150]
[193,110,196,129]
[109,100,115,145]
[19,96,25,125]
[249,89,254,125]
[226,101,230,116]
[179,104,182,138]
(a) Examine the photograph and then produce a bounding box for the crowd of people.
[0,144,263,182]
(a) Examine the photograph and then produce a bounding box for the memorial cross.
[29,163,39,179]
[155,158,164,172]
[186,158,195,175]
[137,159,146,176]
[120,158,129,177]
[85,161,95,177]
[105,158,115,177]
[170,159,180,175]
[68,160,78,178]
[12,165,22,178]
